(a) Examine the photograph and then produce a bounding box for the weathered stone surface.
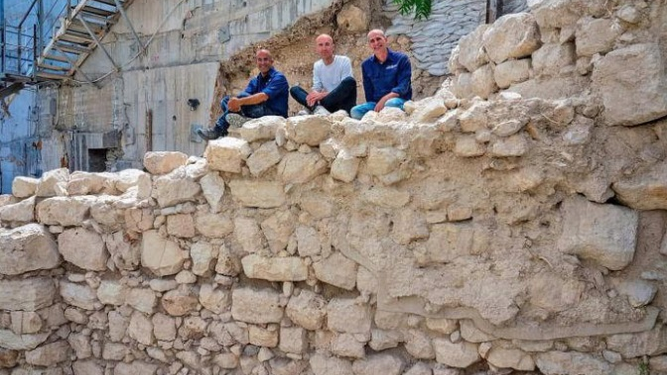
[166,213,195,238]
[10,311,42,334]
[126,288,156,314]
[613,162,667,210]
[215,245,242,276]
[0,329,49,350]
[143,151,188,175]
[154,172,201,208]
[494,59,531,89]
[367,147,405,176]
[73,360,103,375]
[238,116,284,142]
[426,318,458,335]
[487,347,535,371]
[242,254,308,281]
[190,242,216,276]
[296,225,321,257]
[331,150,360,183]
[35,168,69,197]
[286,290,326,330]
[483,13,541,64]
[0,196,35,223]
[353,353,404,375]
[277,152,328,183]
[606,327,667,358]
[532,43,575,77]
[330,333,365,358]
[362,186,410,208]
[199,284,230,314]
[233,217,264,253]
[279,326,307,353]
[231,287,283,324]
[310,353,353,375]
[141,230,187,276]
[575,17,620,57]
[489,134,529,157]
[592,43,667,126]
[0,224,60,275]
[536,351,611,375]
[0,278,55,311]
[337,4,368,33]
[58,228,108,271]
[113,361,158,375]
[60,282,99,310]
[471,63,498,99]
[247,141,282,176]
[286,115,332,146]
[615,279,657,308]
[204,137,252,173]
[261,210,295,253]
[25,340,69,366]
[248,324,278,347]
[161,288,198,316]
[12,176,39,198]
[433,338,480,368]
[0,348,19,368]
[228,180,285,208]
[36,196,93,226]
[128,311,153,345]
[369,329,402,351]
[410,97,448,124]
[200,172,225,213]
[115,169,152,198]
[313,252,357,290]
[452,72,474,99]
[457,24,490,72]
[454,136,485,157]
[557,197,638,270]
[327,298,371,334]
[96,280,128,306]
[405,329,435,359]
[152,313,176,341]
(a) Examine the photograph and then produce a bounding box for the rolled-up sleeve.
[391,54,412,97]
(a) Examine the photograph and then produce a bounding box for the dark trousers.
[289,76,357,114]
[214,93,280,133]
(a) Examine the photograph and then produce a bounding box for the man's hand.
[374,92,399,112]
[306,91,327,107]
[228,97,242,112]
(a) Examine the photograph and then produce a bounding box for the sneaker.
[196,127,224,140]
[297,109,310,116]
[313,105,330,116]
[226,113,251,128]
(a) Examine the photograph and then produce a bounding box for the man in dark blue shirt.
[350,29,412,120]
[198,49,289,140]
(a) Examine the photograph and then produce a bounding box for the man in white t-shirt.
[290,34,357,114]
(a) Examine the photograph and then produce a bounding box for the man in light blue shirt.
[351,29,412,120]
[290,34,357,114]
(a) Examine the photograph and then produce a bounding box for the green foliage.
[639,361,650,375]
[392,0,432,20]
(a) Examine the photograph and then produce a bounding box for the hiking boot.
[313,105,330,116]
[226,113,251,128]
[196,127,224,140]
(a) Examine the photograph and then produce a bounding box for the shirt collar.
[258,67,276,81]
[372,48,395,64]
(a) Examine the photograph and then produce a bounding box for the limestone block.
[530,0,608,29]
[487,347,535,371]
[141,230,187,276]
[313,252,357,290]
[161,287,198,316]
[204,137,252,173]
[143,151,188,175]
[152,313,176,341]
[261,210,295,253]
[25,340,69,366]
[166,214,195,238]
[36,196,93,226]
[575,17,620,56]
[454,136,485,158]
[362,186,410,208]
[494,59,531,89]
[10,311,42,335]
[337,4,367,33]
[557,196,638,270]
[606,327,666,358]
[452,72,473,99]
[248,324,278,347]
[199,284,230,314]
[532,43,575,77]
[459,102,489,133]
[369,329,402,351]
[472,64,499,99]
[35,168,69,197]
[331,150,360,183]
[128,311,153,346]
[650,355,667,372]
[448,45,466,75]
[238,115,284,142]
[68,333,92,359]
[242,254,307,282]
[489,134,529,157]
[195,212,234,239]
[247,141,282,176]
[105,231,140,271]
[231,287,283,324]
[295,226,320,257]
[404,362,432,375]
[286,115,332,146]
[403,329,434,359]
[615,279,657,307]
[310,353,353,375]
[331,333,365,358]
[356,266,377,294]
[108,311,128,342]
[484,13,541,65]
[0,278,55,311]
[114,169,151,198]
[214,352,239,369]
[353,353,404,375]
[233,217,264,253]
[215,245,242,276]
[113,361,158,375]
[493,119,526,137]
[535,351,611,375]
[66,172,115,196]
[154,173,201,208]
[327,298,371,334]
[528,273,584,313]
[279,326,306,353]
[191,242,217,276]
[12,176,39,198]
[58,228,108,271]
[459,320,496,343]
[613,162,667,210]
[96,280,128,306]
[420,223,483,264]
[277,152,328,184]
[103,343,129,360]
[457,24,490,72]
[60,281,99,310]
[228,180,285,208]
[0,196,35,223]
[0,224,60,275]
[0,329,49,350]
[200,172,225,213]
[410,97,448,124]
[73,360,103,375]
[433,338,480,368]
[366,147,405,176]
[126,288,156,314]
[286,290,326,330]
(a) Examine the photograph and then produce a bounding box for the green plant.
[393,0,432,20]
[639,361,650,375]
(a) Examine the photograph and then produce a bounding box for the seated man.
[198,49,289,140]
[290,34,357,115]
[350,29,412,120]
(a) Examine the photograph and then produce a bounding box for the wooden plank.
[43,54,71,63]
[38,63,71,72]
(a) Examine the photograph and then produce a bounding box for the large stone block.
[471,63,498,99]
[313,252,357,290]
[532,43,576,77]
[612,162,667,210]
[154,173,201,208]
[60,281,99,310]
[141,230,187,276]
[432,338,480,368]
[592,43,667,126]
[535,351,611,375]
[483,13,541,64]
[66,172,114,196]
[310,353,353,375]
[247,141,282,176]
[457,24,490,72]
[204,137,252,173]
[494,59,531,89]
[327,298,371,334]
[114,169,151,198]
[238,116,284,142]
[36,196,94,226]
[228,180,285,208]
[0,278,55,311]
[575,17,620,57]
[0,330,49,350]
[199,172,225,213]
[261,210,295,253]
[12,176,39,198]
[330,150,360,183]
[35,168,69,197]
[352,353,404,375]
[557,197,638,270]
[113,361,158,375]
[0,196,35,223]
[143,151,188,175]
[58,228,108,271]
[530,0,608,29]
[25,340,70,366]
[241,255,308,282]
[0,224,60,275]
[285,115,332,146]
[277,152,328,184]
[487,347,535,371]
[286,290,326,330]
[231,287,283,324]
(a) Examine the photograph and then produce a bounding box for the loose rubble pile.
[2,0,667,374]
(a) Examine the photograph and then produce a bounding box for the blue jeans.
[215,93,280,133]
[290,76,357,113]
[350,98,406,120]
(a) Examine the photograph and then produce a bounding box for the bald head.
[255,49,274,75]
[315,34,335,63]
[367,29,388,57]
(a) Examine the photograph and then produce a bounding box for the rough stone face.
[247,141,282,176]
[228,180,286,208]
[487,347,535,371]
[575,17,620,57]
[58,228,108,271]
[113,361,158,375]
[36,196,93,226]
[128,311,153,345]
[592,43,667,126]
[494,58,531,89]
[285,116,332,146]
[0,278,55,311]
[194,212,234,239]
[279,326,307,353]
[143,151,188,175]
[261,210,295,253]
[154,172,201,208]
[190,242,216,276]
[557,197,638,270]
[454,136,485,157]
[313,252,357,290]
[248,324,279,347]
[0,224,60,275]
[457,24,490,72]
[613,162,667,210]
[161,288,198,316]
[489,134,529,157]
[353,353,404,375]
[25,340,70,366]
[199,284,230,314]
[337,4,368,33]
[96,280,128,306]
[532,43,575,77]
[0,330,49,350]
[200,172,225,213]
[35,168,69,197]
[12,176,39,198]
[204,137,252,173]
[330,150,360,183]
[327,298,371,334]
[11,311,42,334]
[536,351,611,375]
[0,195,34,224]
[115,169,152,197]
[362,186,410,208]
[60,282,99,310]
[141,230,187,276]
[166,214,195,238]
[310,353,353,375]
[231,287,283,324]
[152,313,176,341]
[433,338,481,368]
[606,327,666,358]
[238,116,284,142]
[233,217,264,253]
[242,254,308,281]
[286,290,326,330]
[367,147,405,176]
[483,13,541,64]
[126,288,157,314]
[277,152,328,184]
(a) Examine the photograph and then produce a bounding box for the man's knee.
[341,76,356,87]
[385,98,406,110]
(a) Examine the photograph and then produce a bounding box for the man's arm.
[391,54,412,97]
[361,62,374,103]
[228,93,269,112]
[308,62,328,106]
